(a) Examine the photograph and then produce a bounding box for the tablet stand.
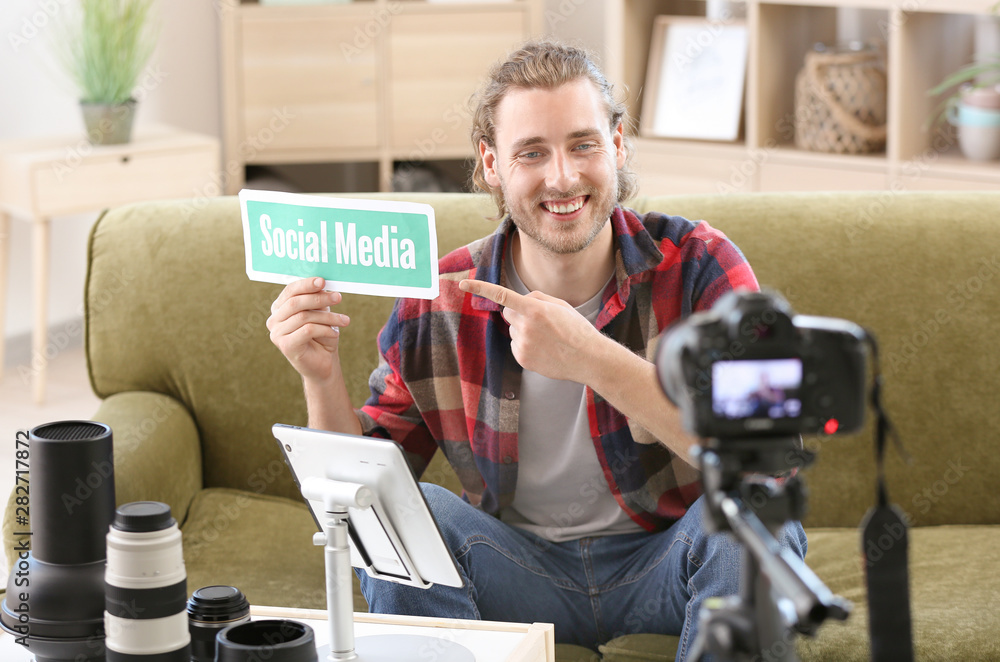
[302,477,475,662]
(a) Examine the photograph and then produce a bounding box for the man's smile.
[541,195,588,216]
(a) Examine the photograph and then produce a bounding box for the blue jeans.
[359,483,807,662]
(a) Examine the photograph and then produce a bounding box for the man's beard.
[502,176,620,256]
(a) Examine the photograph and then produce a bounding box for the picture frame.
[640,16,749,142]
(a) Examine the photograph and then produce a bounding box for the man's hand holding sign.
[266,276,363,437]
[458,278,696,461]
[266,277,349,383]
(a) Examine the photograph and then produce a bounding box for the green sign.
[240,189,439,299]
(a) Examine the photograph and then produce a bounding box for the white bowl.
[957,123,1000,161]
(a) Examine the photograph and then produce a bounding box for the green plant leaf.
[928,59,1000,96]
[54,0,159,105]
[925,54,1000,129]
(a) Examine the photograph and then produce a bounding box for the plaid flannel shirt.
[358,205,758,532]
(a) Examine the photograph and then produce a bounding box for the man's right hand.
[266,277,351,383]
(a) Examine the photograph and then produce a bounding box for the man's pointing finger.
[459,279,527,310]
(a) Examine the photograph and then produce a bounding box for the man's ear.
[480,139,501,188]
[613,122,626,170]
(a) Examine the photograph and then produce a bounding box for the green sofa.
[5,191,999,661]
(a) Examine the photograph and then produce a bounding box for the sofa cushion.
[798,525,1000,660]
[180,487,334,609]
[557,643,604,661]
[600,633,678,660]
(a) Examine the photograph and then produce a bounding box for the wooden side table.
[0,605,556,661]
[253,606,556,662]
[0,124,220,403]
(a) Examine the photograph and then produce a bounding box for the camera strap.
[859,332,914,662]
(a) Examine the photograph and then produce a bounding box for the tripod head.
[696,435,810,532]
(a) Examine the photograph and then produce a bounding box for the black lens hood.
[216,619,317,662]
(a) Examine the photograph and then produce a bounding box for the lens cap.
[188,585,251,623]
[188,586,252,662]
[113,501,176,532]
[217,620,317,662]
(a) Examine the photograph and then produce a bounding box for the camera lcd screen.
[712,358,803,420]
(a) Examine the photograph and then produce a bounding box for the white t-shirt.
[499,244,645,542]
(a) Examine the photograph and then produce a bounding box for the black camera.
[655,289,868,440]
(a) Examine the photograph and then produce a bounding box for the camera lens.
[104,501,191,661]
[187,585,251,662]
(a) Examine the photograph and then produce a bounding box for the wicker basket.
[794,43,887,154]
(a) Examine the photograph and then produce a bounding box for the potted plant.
[56,0,158,145]
[928,5,1000,161]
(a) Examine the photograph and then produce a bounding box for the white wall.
[0,0,221,357]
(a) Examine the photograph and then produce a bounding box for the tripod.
[687,436,851,662]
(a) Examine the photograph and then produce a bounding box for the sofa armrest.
[3,391,202,571]
[94,391,203,518]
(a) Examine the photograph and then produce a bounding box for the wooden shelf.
[767,145,888,167]
[747,0,995,13]
[605,0,1000,194]
[220,0,543,193]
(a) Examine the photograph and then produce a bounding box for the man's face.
[480,78,627,256]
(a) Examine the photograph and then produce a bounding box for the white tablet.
[272,424,463,589]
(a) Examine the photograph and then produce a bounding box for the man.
[267,40,806,660]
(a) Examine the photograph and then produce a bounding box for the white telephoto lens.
[104,501,191,661]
